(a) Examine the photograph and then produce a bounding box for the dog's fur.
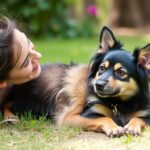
[81,27,150,136]
[1,27,150,137]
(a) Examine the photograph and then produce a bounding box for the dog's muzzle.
[94,80,120,96]
[95,80,108,91]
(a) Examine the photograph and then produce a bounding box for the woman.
[0,17,42,122]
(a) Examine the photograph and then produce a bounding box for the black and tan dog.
[2,27,150,137]
[81,27,150,137]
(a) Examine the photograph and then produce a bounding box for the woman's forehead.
[12,29,29,68]
[13,29,26,42]
[13,29,29,50]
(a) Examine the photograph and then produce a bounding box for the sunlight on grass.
[33,36,150,65]
[0,36,150,149]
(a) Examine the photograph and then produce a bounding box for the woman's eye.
[23,58,29,67]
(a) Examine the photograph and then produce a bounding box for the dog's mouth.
[95,86,120,97]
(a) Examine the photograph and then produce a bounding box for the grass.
[34,35,150,64]
[1,35,150,150]
[1,118,150,150]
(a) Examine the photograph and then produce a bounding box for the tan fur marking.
[128,118,146,128]
[55,65,90,121]
[131,110,150,118]
[57,108,119,133]
[111,78,138,100]
[103,61,109,69]
[114,63,128,79]
[91,104,111,117]
[63,65,89,103]
[114,63,122,71]
[125,117,147,132]
[117,78,138,100]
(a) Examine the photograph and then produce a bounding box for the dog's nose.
[95,80,107,91]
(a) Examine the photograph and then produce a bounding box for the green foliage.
[1,0,74,38]
[0,0,100,38]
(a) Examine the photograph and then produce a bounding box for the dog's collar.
[111,104,119,116]
[111,104,123,126]
[84,100,124,126]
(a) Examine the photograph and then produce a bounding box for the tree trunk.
[110,0,150,28]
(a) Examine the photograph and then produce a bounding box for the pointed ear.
[137,44,150,70]
[98,26,120,54]
[0,81,7,88]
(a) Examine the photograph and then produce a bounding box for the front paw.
[105,126,125,138]
[102,118,125,137]
[124,118,146,136]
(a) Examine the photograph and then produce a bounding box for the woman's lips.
[33,63,39,73]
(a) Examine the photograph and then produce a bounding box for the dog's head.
[89,27,150,100]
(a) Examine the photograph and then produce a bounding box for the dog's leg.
[57,103,125,137]
[63,115,125,137]
[2,103,19,123]
[124,117,147,136]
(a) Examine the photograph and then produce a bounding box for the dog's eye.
[99,65,106,74]
[115,69,127,78]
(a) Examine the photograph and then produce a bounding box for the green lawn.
[34,35,150,64]
[1,36,150,150]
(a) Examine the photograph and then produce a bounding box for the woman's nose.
[31,50,42,59]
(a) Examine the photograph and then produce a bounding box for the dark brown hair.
[0,17,16,80]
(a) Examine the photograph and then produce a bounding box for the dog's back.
[3,63,89,121]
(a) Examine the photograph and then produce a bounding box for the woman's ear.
[0,81,7,88]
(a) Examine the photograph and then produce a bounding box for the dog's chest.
[91,103,129,125]
[84,96,133,126]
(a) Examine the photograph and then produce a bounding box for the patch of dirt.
[61,132,127,150]
[75,131,110,141]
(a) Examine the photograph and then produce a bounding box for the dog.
[81,27,150,137]
[1,27,150,137]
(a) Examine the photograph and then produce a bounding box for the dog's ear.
[136,44,150,70]
[98,26,121,54]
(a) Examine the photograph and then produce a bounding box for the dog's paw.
[124,118,146,136]
[124,125,141,136]
[101,118,125,137]
[105,126,125,138]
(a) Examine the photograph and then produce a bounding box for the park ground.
[1,35,150,150]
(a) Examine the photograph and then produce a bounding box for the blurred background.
[1,0,150,63]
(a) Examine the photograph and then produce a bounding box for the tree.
[110,0,150,29]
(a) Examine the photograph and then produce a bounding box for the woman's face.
[7,29,42,84]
